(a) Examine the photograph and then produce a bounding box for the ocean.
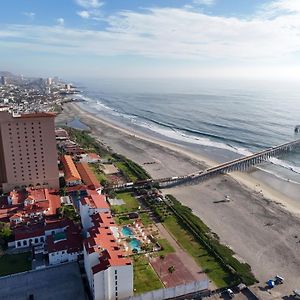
[73,78,300,198]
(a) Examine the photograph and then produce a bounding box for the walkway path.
[155,222,215,289]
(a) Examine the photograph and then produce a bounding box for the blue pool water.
[121,226,134,237]
[129,238,141,252]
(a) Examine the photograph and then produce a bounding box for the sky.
[0,0,300,81]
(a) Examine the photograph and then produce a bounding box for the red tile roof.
[26,188,61,216]
[44,217,72,231]
[84,212,131,273]
[46,223,82,254]
[9,190,27,205]
[61,155,82,183]
[66,185,87,193]
[76,162,101,190]
[14,223,45,240]
[45,189,61,215]
[80,193,109,210]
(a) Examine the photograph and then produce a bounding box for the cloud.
[77,9,103,20]
[77,11,90,19]
[75,0,104,9]
[23,12,35,20]
[259,0,300,17]
[1,3,300,70]
[192,0,215,6]
[56,18,65,26]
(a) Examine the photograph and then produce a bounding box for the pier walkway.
[111,139,300,190]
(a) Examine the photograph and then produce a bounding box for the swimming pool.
[121,226,134,237]
[129,238,141,252]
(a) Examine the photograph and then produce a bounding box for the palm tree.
[168,265,175,275]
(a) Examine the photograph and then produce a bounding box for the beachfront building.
[76,162,102,191]
[61,155,82,186]
[0,108,59,192]
[84,212,133,300]
[79,190,109,232]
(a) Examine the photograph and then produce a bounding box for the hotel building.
[0,108,59,192]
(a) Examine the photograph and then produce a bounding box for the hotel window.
[23,240,27,246]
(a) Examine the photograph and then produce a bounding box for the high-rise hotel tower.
[0,108,59,192]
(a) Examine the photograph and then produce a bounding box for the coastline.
[56,102,300,293]
[57,102,300,216]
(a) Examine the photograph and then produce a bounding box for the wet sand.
[56,103,300,296]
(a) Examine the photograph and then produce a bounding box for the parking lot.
[0,262,86,300]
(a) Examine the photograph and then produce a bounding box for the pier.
[111,139,300,191]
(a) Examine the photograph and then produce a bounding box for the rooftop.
[19,112,56,118]
[46,224,82,254]
[76,162,101,190]
[84,212,131,273]
[81,193,109,210]
[61,155,81,182]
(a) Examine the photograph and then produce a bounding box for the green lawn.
[89,163,108,182]
[156,239,175,256]
[115,162,138,182]
[139,212,153,226]
[163,216,232,287]
[0,253,31,276]
[114,215,134,225]
[133,255,163,294]
[112,192,140,214]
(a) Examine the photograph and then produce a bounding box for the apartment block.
[0,108,59,192]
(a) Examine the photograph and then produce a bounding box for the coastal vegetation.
[112,153,150,182]
[89,163,108,186]
[65,127,109,156]
[65,127,150,183]
[164,195,257,287]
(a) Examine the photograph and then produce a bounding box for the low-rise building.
[79,190,110,232]
[76,162,102,191]
[80,153,101,163]
[46,223,82,265]
[61,155,82,186]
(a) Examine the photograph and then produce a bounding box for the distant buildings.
[0,108,59,192]
[1,76,7,86]
[46,77,52,86]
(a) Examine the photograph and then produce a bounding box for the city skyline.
[0,0,300,81]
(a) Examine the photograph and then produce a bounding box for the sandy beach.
[56,102,300,297]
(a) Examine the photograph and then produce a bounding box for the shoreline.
[56,102,300,294]
[57,102,300,217]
